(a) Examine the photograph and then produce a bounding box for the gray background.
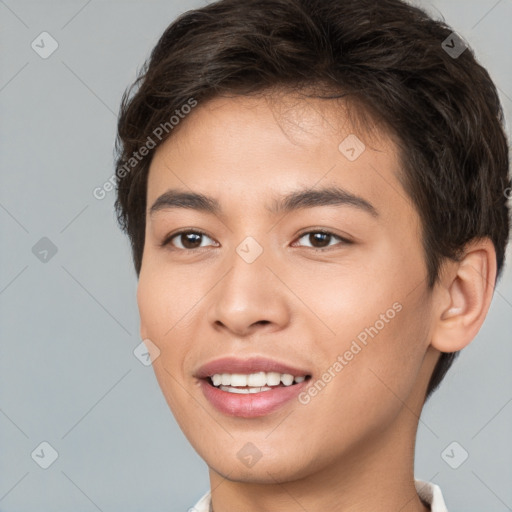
[0,0,511,510]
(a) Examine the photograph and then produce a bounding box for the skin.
[137,93,496,511]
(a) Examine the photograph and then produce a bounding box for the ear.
[430,238,497,353]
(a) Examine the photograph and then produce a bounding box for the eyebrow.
[149,186,378,218]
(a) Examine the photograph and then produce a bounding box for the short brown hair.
[114,0,511,398]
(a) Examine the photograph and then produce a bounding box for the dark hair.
[114,0,511,399]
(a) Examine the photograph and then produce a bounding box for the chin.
[198,441,326,485]
[210,462,310,485]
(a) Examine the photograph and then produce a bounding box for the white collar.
[191,479,448,511]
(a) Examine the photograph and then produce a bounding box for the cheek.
[292,235,419,335]
[137,270,167,342]
[307,266,432,422]
[137,269,190,384]
[333,293,431,414]
[137,260,201,343]
[137,270,199,424]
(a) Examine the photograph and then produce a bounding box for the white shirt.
[191,479,448,511]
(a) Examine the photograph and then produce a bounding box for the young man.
[114,0,510,510]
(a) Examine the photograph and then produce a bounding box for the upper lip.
[195,357,311,379]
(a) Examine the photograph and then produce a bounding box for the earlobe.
[430,238,496,353]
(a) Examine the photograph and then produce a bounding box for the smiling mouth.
[207,371,312,394]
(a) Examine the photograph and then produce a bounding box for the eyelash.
[160,229,352,252]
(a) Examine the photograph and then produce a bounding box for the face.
[137,93,437,483]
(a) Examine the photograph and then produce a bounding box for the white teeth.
[247,371,267,387]
[210,371,307,388]
[220,386,273,394]
[267,372,281,386]
[230,374,247,387]
[281,373,294,386]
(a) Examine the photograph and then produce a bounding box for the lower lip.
[199,379,309,418]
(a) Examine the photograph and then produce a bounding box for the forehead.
[153,92,390,159]
[146,93,408,219]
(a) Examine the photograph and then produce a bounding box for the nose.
[207,247,291,338]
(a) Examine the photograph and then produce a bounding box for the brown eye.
[295,230,350,250]
[306,232,333,248]
[164,230,216,250]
